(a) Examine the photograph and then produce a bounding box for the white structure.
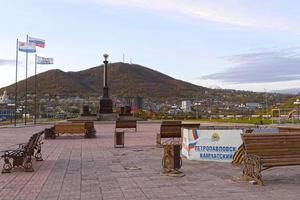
[246,102,262,109]
[181,100,192,112]
[182,128,243,162]
[168,105,181,114]
[0,90,9,104]
[294,99,300,120]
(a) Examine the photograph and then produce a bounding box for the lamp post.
[294,99,300,123]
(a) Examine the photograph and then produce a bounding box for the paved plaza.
[0,122,299,200]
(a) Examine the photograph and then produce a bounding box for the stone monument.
[99,54,113,114]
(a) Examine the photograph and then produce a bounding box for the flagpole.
[25,35,28,125]
[14,39,19,127]
[34,54,37,125]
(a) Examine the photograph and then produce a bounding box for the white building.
[0,90,9,104]
[246,103,262,109]
[181,100,192,112]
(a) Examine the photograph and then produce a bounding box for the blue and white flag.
[28,36,45,48]
[37,56,53,64]
[18,41,36,53]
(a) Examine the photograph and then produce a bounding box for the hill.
[0,62,293,103]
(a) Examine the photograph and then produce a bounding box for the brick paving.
[0,122,299,200]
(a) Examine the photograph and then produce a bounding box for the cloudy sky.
[1,0,300,92]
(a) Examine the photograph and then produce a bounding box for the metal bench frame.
[1,131,44,173]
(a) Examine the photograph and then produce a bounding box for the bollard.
[114,131,124,148]
[156,133,161,146]
[162,144,182,172]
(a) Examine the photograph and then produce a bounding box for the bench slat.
[55,123,86,134]
[260,154,300,159]
[243,139,300,144]
[244,137,300,141]
[263,161,300,167]
[245,141,300,146]
[262,157,300,163]
[245,143,300,150]
[246,151,300,157]
[243,136,300,140]
[246,148,300,155]
[115,120,137,130]
[243,132,300,136]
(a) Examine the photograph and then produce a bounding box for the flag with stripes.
[18,41,36,53]
[232,144,244,165]
[37,56,53,64]
[187,129,200,150]
[28,36,45,48]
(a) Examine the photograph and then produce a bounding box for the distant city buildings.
[0,88,288,121]
[121,96,144,112]
[168,105,181,114]
[0,90,14,120]
[181,100,192,112]
[245,103,262,109]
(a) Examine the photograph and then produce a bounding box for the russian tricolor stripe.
[192,129,199,140]
[28,36,45,48]
[183,141,197,151]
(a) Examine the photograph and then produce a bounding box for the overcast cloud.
[76,0,300,34]
[202,48,300,83]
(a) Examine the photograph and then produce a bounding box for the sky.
[1,0,300,92]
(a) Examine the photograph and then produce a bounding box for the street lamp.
[103,53,109,61]
[294,99,300,123]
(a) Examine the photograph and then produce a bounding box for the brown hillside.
[1,63,206,100]
[0,62,293,103]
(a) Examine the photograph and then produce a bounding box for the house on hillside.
[246,103,262,109]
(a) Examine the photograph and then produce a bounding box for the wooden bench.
[54,122,95,138]
[71,121,96,135]
[157,121,182,145]
[115,120,137,132]
[1,131,44,173]
[278,126,300,133]
[240,132,300,185]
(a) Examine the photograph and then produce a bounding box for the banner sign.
[182,129,243,162]
[37,56,53,64]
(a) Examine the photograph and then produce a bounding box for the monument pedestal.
[97,113,119,121]
[99,97,113,113]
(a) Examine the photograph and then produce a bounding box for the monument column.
[99,54,113,114]
[103,54,109,98]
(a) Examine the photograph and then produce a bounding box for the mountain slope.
[0,62,293,103]
[1,63,207,99]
